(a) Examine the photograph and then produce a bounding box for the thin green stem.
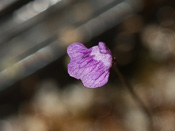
[112,65,154,131]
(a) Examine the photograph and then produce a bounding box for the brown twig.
[112,65,154,131]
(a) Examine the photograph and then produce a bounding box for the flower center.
[90,46,112,68]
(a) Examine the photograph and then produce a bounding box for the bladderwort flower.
[67,42,112,88]
[67,42,154,131]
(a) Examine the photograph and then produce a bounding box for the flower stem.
[112,65,154,131]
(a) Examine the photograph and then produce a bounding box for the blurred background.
[0,0,175,130]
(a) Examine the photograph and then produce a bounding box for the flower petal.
[67,43,91,59]
[67,42,112,88]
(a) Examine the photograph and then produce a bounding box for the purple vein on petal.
[92,70,105,80]
[93,71,109,87]
[81,62,101,85]
[78,57,89,64]
[79,60,99,81]
[81,62,99,80]
[79,57,93,68]
[84,59,97,68]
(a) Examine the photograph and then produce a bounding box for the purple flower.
[67,42,112,88]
